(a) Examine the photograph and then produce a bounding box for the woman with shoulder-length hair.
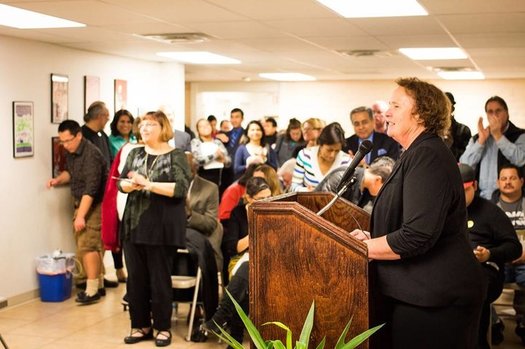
[118,110,191,347]
[233,120,278,177]
[351,78,485,349]
[274,118,305,166]
[291,122,351,192]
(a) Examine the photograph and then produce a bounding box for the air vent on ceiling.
[139,32,213,44]
[337,49,395,58]
[430,66,473,72]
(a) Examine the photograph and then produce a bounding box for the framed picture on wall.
[84,75,100,113]
[12,101,34,158]
[114,79,127,112]
[51,73,69,124]
[51,136,67,178]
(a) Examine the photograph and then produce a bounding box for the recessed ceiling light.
[156,51,240,64]
[258,73,316,82]
[316,0,427,18]
[437,71,485,80]
[399,47,468,60]
[0,4,85,29]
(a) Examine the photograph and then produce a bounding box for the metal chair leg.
[185,267,202,341]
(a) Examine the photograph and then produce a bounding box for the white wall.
[0,35,184,300]
[190,79,525,136]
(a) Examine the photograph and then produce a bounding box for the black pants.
[124,241,175,331]
[198,168,222,188]
[112,250,124,269]
[478,265,504,349]
[373,297,481,349]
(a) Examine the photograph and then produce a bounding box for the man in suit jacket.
[343,106,400,164]
[186,154,224,271]
[169,129,192,152]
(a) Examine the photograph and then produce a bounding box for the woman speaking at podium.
[351,78,485,349]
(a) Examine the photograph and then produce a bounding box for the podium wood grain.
[249,192,370,349]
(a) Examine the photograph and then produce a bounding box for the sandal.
[124,328,153,344]
[155,330,172,347]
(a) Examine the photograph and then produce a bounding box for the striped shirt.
[291,146,351,192]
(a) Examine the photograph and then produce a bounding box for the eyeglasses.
[302,127,320,132]
[59,136,76,145]
[140,123,160,129]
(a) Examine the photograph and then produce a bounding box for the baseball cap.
[459,163,475,189]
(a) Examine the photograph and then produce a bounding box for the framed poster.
[114,79,127,112]
[84,75,100,113]
[51,137,67,177]
[51,73,69,124]
[12,101,34,158]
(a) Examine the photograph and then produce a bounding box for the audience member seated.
[195,178,272,345]
[277,158,296,193]
[191,118,231,187]
[460,163,522,349]
[253,164,283,196]
[491,164,525,344]
[315,156,395,213]
[185,153,224,272]
[274,118,305,166]
[343,106,400,164]
[221,177,271,276]
[292,122,350,192]
[233,120,278,178]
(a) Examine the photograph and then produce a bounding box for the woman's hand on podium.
[350,229,371,241]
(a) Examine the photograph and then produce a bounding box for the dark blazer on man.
[370,132,485,307]
[344,131,400,163]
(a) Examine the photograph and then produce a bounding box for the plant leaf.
[340,323,385,349]
[298,301,315,349]
[212,321,245,349]
[315,336,326,349]
[334,316,353,349]
[225,288,267,349]
[269,339,286,349]
[264,322,292,349]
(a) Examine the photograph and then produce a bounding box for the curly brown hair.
[396,77,451,138]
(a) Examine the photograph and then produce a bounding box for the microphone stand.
[317,175,358,216]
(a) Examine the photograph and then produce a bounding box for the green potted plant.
[214,290,384,349]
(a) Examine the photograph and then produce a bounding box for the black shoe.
[492,320,505,345]
[76,282,86,289]
[75,291,101,305]
[516,321,525,345]
[98,288,106,297]
[104,278,119,288]
[124,328,153,344]
[191,326,209,342]
[155,331,172,347]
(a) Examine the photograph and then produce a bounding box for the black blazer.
[343,131,401,163]
[370,132,485,307]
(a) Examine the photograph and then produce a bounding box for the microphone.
[317,140,373,216]
[336,140,373,192]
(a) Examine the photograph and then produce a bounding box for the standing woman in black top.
[351,78,485,349]
[118,111,191,347]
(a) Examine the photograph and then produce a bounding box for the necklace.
[144,153,160,180]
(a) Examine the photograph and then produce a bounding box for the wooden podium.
[249,192,370,349]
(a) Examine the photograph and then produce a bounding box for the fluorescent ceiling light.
[399,47,468,60]
[316,0,427,18]
[259,73,316,82]
[437,71,485,80]
[0,4,85,29]
[156,51,240,64]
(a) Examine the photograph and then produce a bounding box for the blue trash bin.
[38,271,72,302]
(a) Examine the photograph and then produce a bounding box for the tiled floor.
[0,284,226,349]
[1,285,525,349]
